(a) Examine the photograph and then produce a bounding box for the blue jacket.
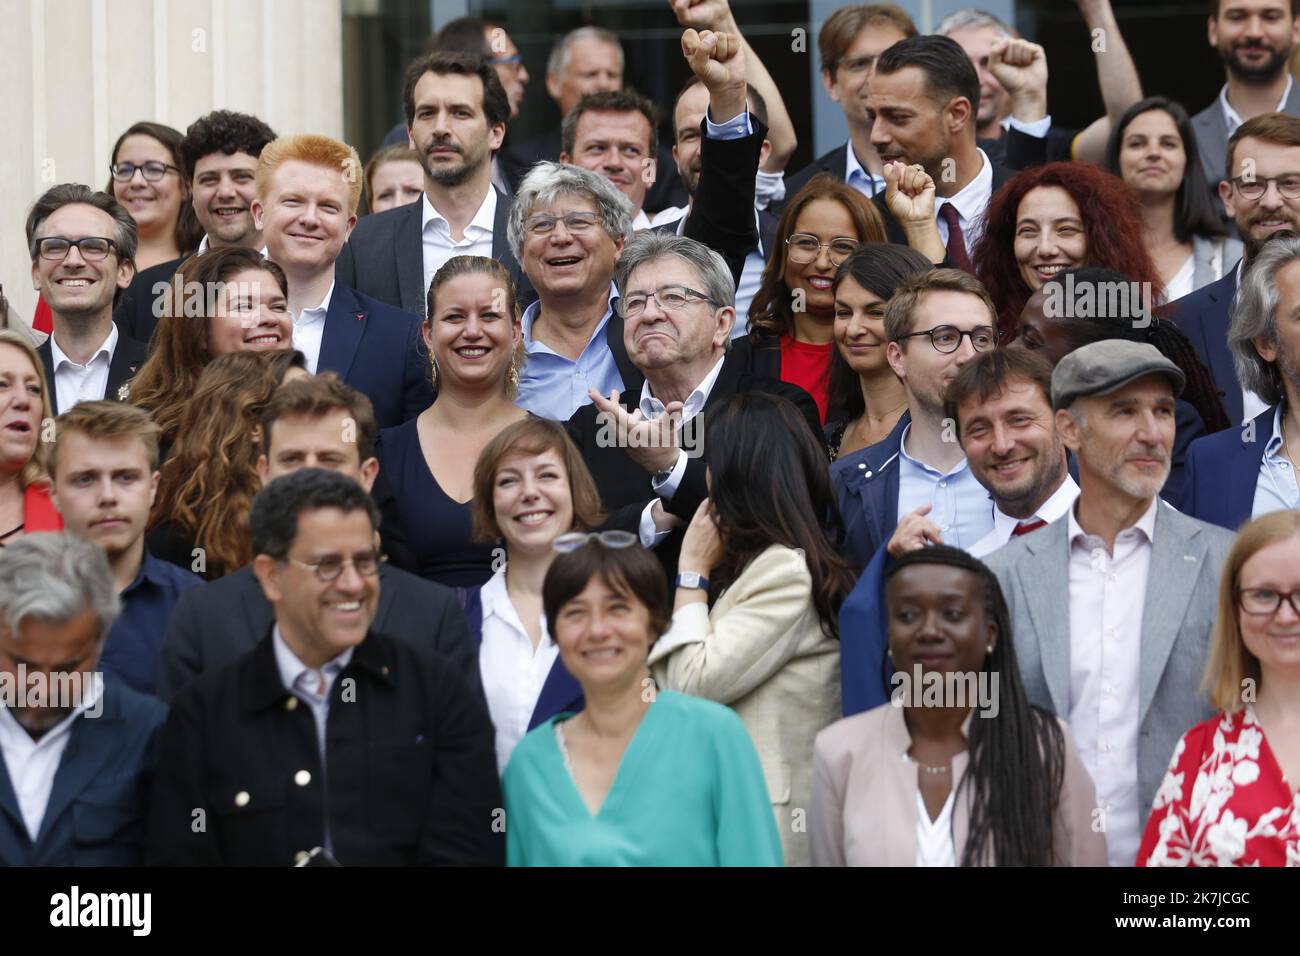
[319,283,435,430]
[831,412,911,567]
[1169,264,1243,426]
[0,679,166,866]
[1180,405,1274,532]
[838,544,895,717]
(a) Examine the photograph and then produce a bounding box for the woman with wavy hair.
[974,161,1164,338]
[147,349,306,579]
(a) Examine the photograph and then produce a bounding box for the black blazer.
[334,187,529,318]
[873,155,1016,247]
[146,628,503,866]
[157,563,478,702]
[1169,264,1244,426]
[985,125,1079,171]
[114,255,185,346]
[37,332,148,415]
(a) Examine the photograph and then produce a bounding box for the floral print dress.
[1138,707,1300,866]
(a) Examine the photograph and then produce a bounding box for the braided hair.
[1041,267,1231,434]
[884,545,1066,867]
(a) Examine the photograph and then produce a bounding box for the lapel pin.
[354,312,365,322]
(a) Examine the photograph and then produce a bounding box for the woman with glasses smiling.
[106,122,202,270]
[1140,510,1300,867]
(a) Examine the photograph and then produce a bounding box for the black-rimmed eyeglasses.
[110,161,181,183]
[36,237,119,261]
[896,325,1000,354]
[1228,174,1300,201]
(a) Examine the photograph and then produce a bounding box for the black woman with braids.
[809,545,1106,866]
[1010,266,1230,504]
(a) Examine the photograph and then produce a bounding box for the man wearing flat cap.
[983,340,1235,868]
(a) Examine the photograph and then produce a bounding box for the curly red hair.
[973,162,1162,337]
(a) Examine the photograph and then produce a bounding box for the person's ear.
[1219,178,1236,220]
[821,67,840,103]
[252,554,283,604]
[885,340,906,380]
[1253,336,1279,363]
[358,456,379,493]
[251,199,265,231]
[256,453,271,486]
[148,469,160,509]
[1055,407,1081,452]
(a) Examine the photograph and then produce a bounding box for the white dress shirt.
[0,677,104,841]
[49,322,117,413]
[632,209,653,231]
[969,473,1079,558]
[478,569,560,773]
[914,790,957,867]
[636,355,727,547]
[1252,402,1300,517]
[1221,75,1294,138]
[291,281,333,373]
[422,188,497,300]
[1066,495,1158,868]
[935,149,995,250]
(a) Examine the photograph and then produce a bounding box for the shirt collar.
[632,208,652,231]
[49,322,117,372]
[898,422,972,479]
[121,548,173,597]
[480,569,552,645]
[638,354,725,422]
[1263,401,1287,460]
[297,281,335,324]
[935,148,993,226]
[989,472,1079,540]
[520,282,618,353]
[845,144,885,195]
[1221,75,1294,133]
[272,624,354,695]
[422,188,497,235]
[1067,492,1159,548]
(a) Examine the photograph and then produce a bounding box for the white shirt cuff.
[1007,114,1052,138]
[705,108,753,140]
[651,450,690,499]
[638,501,671,549]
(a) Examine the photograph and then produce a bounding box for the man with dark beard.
[336,51,529,317]
[1191,1,1300,211]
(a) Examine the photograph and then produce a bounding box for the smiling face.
[548,37,623,116]
[552,573,653,692]
[1057,375,1176,502]
[622,255,730,375]
[886,563,995,678]
[0,344,43,475]
[51,432,158,560]
[1236,532,1300,681]
[1252,259,1300,398]
[785,198,861,317]
[958,377,1065,515]
[112,133,185,238]
[493,448,575,556]
[1118,109,1187,199]
[368,158,425,214]
[947,25,1012,129]
[253,159,357,276]
[424,270,520,393]
[833,275,891,376]
[1013,186,1089,292]
[823,23,909,132]
[31,203,134,323]
[191,150,261,246]
[208,267,292,354]
[1222,136,1300,259]
[521,193,623,301]
[1209,0,1300,81]
[409,71,504,186]
[0,608,102,735]
[672,83,711,198]
[561,110,654,215]
[886,290,992,416]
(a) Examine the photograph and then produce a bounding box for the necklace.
[907,754,950,775]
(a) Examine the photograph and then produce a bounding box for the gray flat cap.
[1050,340,1185,411]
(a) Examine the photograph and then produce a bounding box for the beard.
[1221,42,1291,83]
[1274,332,1300,401]
[419,136,489,186]
[1080,433,1170,501]
[980,442,1067,514]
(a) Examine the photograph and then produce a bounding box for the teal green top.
[502,689,783,866]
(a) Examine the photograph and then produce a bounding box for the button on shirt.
[291,281,332,373]
[0,676,103,841]
[1252,402,1300,517]
[515,283,623,421]
[478,569,560,773]
[935,149,994,251]
[969,474,1079,558]
[1221,75,1294,137]
[49,323,117,413]
[1066,496,1157,869]
[422,189,496,306]
[894,423,994,551]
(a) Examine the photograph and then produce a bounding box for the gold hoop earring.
[506,360,520,396]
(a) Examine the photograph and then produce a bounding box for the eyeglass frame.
[615,285,715,318]
[1234,587,1300,617]
[109,161,182,183]
[285,551,387,582]
[1227,173,1300,201]
[553,530,638,553]
[35,236,121,262]
[523,211,605,237]
[894,324,1001,354]
[784,234,861,266]
[830,53,879,77]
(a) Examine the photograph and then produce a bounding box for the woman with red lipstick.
[974,161,1164,339]
[0,331,62,546]
[106,122,203,271]
[1105,97,1239,301]
[1140,510,1300,867]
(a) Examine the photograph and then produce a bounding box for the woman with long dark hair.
[810,546,1106,866]
[1105,97,1239,301]
[649,391,856,866]
[825,244,932,460]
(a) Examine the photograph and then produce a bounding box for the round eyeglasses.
[553,530,638,553]
[287,552,386,582]
[896,324,1000,353]
[785,234,860,266]
[110,161,181,183]
[1235,588,1300,617]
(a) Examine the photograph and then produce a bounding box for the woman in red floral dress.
[1138,511,1300,867]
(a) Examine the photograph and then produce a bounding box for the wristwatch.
[675,571,709,592]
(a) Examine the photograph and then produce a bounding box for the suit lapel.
[491,187,518,275]
[36,689,122,846]
[106,336,145,402]
[37,342,58,416]
[1206,271,1243,424]
[370,566,401,637]
[318,285,366,383]
[396,202,426,316]
[239,569,275,654]
[1017,521,1073,716]
[529,658,583,731]
[1229,409,1272,526]
[0,748,24,834]
[1138,506,1205,728]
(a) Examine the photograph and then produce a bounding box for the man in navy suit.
[252,133,433,430]
[1183,233,1300,530]
[1171,112,1300,426]
[0,533,166,866]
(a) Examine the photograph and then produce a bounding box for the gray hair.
[935,8,1013,38]
[1230,235,1300,405]
[507,161,634,261]
[614,232,735,312]
[546,26,623,79]
[25,183,139,265]
[0,533,120,641]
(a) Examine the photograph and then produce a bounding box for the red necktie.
[938,203,974,274]
[1012,518,1047,537]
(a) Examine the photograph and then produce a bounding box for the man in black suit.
[252,133,433,429]
[567,232,819,580]
[1171,112,1300,426]
[27,185,147,414]
[336,51,525,318]
[116,110,277,344]
[147,470,501,866]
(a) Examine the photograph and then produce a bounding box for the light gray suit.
[982,500,1234,833]
[1192,83,1300,203]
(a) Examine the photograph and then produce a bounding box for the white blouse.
[915,790,957,867]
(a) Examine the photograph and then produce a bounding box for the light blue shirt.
[845,144,885,199]
[1252,403,1300,517]
[894,423,994,550]
[514,284,623,421]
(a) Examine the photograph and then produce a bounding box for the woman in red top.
[1138,510,1300,867]
[0,330,62,546]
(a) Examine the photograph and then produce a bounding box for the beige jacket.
[809,703,1109,866]
[649,545,841,867]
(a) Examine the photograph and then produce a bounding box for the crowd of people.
[2,0,1300,868]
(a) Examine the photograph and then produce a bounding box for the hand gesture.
[681,29,746,94]
[988,37,1048,99]
[883,162,936,227]
[886,504,945,558]
[588,387,682,475]
[679,499,724,574]
[670,0,731,31]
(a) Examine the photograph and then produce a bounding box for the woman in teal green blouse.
[502,534,782,867]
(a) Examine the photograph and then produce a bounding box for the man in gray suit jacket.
[983,340,1235,867]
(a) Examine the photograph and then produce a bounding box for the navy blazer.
[838,544,894,718]
[1170,263,1243,426]
[37,333,148,415]
[319,283,434,430]
[1180,405,1274,532]
[462,587,584,732]
[0,679,166,866]
[831,411,911,567]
